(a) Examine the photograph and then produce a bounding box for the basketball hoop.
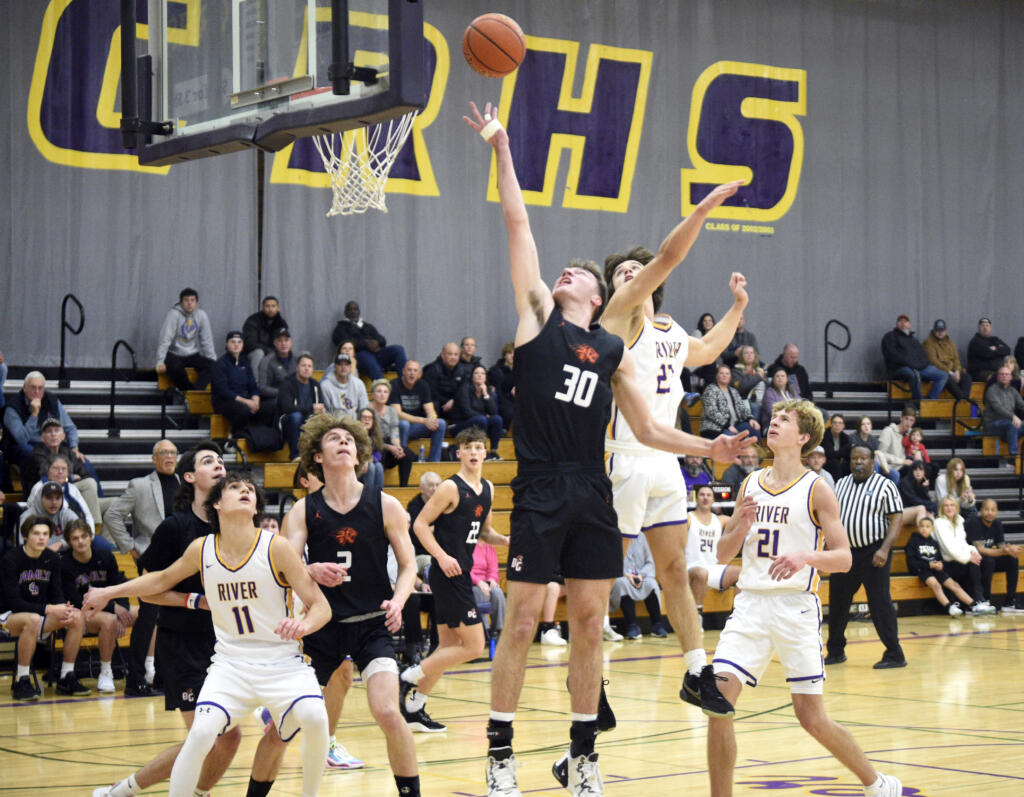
[312,110,418,216]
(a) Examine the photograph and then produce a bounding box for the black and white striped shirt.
[834,472,904,548]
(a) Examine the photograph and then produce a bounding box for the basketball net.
[312,110,418,216]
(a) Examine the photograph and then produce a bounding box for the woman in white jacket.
[932,497,996,614]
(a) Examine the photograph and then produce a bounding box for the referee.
[825,445,908,669]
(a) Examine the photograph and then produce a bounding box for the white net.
[312,110,418,216]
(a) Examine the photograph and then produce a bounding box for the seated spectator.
[848,416,892,478]
[685,484,740,610]
[335,340,360,380]
[277,353,326,459]
[609,534,666,639]
[898,461,937,516]
[821,413,853,480]
[25,417,103,523]
[210,330,260,435]
[451,364,504,456]
[61,518,137,694]
[985,355,1022,391]
[966,498,1023,613]
[471,541,506,636]
[424,342,471,420]
[720,313,758,367]
[878,406,917,483]
[720,449,760,496]
[682,455,712,499]
[759,365,798,429]
[983,365,1024,459]
[487,342,516,431]
[368,379,414,487]
[3,371,85,469]
[1015,336,1024,373]
[19,481,80,552]
[242,295,288,372]
[321,351,368,419]
[903,426,932,466]
[932,496,995,613]
[22,454,108,541]
[406,471,440,573]
[257,327,296,405]
[331,299,407,380]
[923,319,973,400]
[155,287,216,390]
[690,312,720,388]
[730,344,765,420]
[769,343,812,399]
[935,457,977,518]
[699,364,760,440]
[390,361,447,462]
[881,314,948,402]
[968,317,1012,380]
[805,445,835,489]
[460,336,482,367]
[905,516,982,616]
[358,408,385,493]
[2,516,91,700]
[538,579,568,645]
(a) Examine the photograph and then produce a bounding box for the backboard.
[123,0,425,166]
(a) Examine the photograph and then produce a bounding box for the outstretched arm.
[686,272,750,367]
[464,101,552,344]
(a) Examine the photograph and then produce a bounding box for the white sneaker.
[97,673,116,693]
[864,772,902,796]
[92,788,113,797]
[947,601,964,617]
[540,628,568,646]
[602,622,623,642]
[325,741,365,769]
[999,604,1024,615]
[971,600,997,615]
[486,754,522,796]
[569,752,604,795]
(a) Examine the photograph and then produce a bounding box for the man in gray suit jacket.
[102,439,180,695]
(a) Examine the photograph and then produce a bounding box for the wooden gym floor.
[2,611,1023,796]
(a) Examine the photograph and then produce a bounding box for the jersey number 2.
[336,550,353,582]
[554,364,597,408]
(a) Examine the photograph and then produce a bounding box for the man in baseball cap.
[923,319,973,400]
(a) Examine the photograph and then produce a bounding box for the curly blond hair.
[299,413,371,481]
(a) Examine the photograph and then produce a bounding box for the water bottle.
[418,443,426,462]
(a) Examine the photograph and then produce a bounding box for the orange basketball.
[463,13,526,78]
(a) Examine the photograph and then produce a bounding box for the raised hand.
[463,101,508,149]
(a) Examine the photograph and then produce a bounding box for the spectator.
[330,299,407,380]
[368,378,414,487]
[260,515,280,534]
[257,327,296,404]
[826,445,907,669]
[699,364,761,440]
[1015,336,1024,373]
[935,456,977,520]
[320,352,368,419]
[61,518,137,694]
[805,445,835,489]
[471,541,506,636]
[983,365,1024,460]
[897,461,937,516]
[242,295,288,372]
[881,314,948,402]
[769,343,812,399]
[335,340,360,380]
[3,371,83,468]
[358,408,385,493]
[905,516,981,616]
[155,287,216,390]
[209,330,260,435]
[720,449,760,497]
[902,426,933,469]
[966,498,1023,612]
[684,483,740,609]
[986,355,1022,391]
[451,364,504,456]
[460,336,482,367]
[24,453,99,534]
[681,455,712,498]
[690,312,720,388]
[720,314,758,367]
[759,365,798,429]
[423,342,471,420]
[848,416,892,479]
[821,413,853,480]
[487,342,516,431]
[730,344,765,420]
[406,471,441,571]
[277,353,326,459]
[390,360,446,462]
[968,317,1012,380]
[932,496,994,613]
[101,438,179,696]
[922,319,973,400]
[1,516,91,700]
[609,534,666,639]
[19,481,80,551]
[877,406,917,481]
[25,417,102,521]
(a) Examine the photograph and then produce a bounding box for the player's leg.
[407,622,486,695]
[491,580,547,713]
[365,666,420,790]
[169,707,237,797]
[706,673,744,797]
[185,708,243,794]
[290,698,330,797]
[688,566,709,608]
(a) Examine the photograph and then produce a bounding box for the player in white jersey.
[84,472,332,797]
[707,399,902,797]
[685,484,740,607]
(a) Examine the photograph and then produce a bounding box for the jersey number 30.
[554,364,597,408]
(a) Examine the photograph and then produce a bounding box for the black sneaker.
[680,665,734,718]
[125,679,161,697]
[597,679,616,732]
[56,672,92,697]
[552,751,569,788]
[401,703,446,732]
[11,676,40,702]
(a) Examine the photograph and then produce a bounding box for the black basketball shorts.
[156,627,215,712]
[428,566,483,627]
[303,615,397,685]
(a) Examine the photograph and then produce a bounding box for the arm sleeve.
[364,323,386,348]
[197,311,216,360]
[880,479,904,514]
[242,315,260,353]
[2,554,45,615]
[155,310,176,364]
[61,559,84,609]
[104,551,132,610]
[3,406,34,450]
[102,481,138,554]
[209,358,231,400]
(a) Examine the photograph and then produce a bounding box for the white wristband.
[186,592,201,610]
[480,117,504,141]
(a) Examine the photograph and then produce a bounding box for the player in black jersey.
[283,413,422,797]
[400,428,510,731]
[465,102,754,797]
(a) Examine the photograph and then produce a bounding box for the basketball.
[462,13,526,78]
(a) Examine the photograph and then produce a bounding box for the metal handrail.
[823,319,850,399]
[59,294,84,388]
[160,387,186,439]
[948,397,983,459]
[107,340,137,437]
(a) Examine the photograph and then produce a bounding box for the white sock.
[109,775,140,797]
[684,648,707,676]
[192,790,209,797]
[405,689,426,712]
[100,661,113,677]
[490,710,515,722]
[16,665,30,679]
[401,664,424,684]
[329,734,337,748]
[60,662,75,678]
[145,655,155,675]
[602,615,612,628]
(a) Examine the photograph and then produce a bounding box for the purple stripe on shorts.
[641,518,688,532]
[713,657,758,687]
[786,673,824,682]
[196,701,232,735]
[279,694,326,742]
